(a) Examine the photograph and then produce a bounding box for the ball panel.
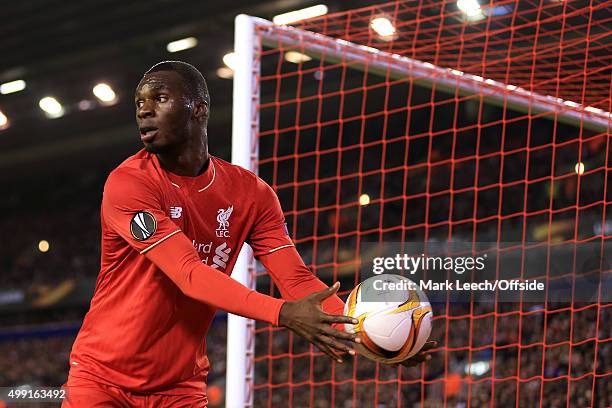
[358,331,387,357]
[385,306,433,362]
[362,306,411,351]
[407,309,433,358]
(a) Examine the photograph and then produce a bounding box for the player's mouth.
[139,126,159,142]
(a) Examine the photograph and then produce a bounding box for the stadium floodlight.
[216,67,234,79]
[166,37,198,53]
[457,0,485,20]
[0,109,8,129]
[273,4,328,25]
[0,79,26,95]
[359,194,371,206]
[93,83,117,104]
[284,51,312,64]
[370,17,396,40]
[38,240,50,253]
[223,52,237,70]
[39,96,64,118]
[575,162,585,175]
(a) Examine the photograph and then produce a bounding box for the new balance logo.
[170,206,183,219]
[216,205,233,238]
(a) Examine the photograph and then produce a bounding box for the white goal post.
[227,13,611,408]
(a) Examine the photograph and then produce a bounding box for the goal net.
[229,1,611,406]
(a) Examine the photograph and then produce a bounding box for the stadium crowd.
[0,112,609,406]
[1,301,608,407]
[250,300,610,407]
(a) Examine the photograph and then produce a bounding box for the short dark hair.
[145,61,210,107]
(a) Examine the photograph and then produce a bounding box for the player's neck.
[157,139,210,177]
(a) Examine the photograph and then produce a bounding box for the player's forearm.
[181,261,284,324]
[258,246,345,316]
[145,234,284,325]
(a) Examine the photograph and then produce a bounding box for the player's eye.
[135,100,144,108]
[157,95,169,103]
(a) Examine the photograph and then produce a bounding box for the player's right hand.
[278,282,360,363]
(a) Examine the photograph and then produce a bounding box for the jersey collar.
[158,155,216,192]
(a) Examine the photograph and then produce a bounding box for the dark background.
[0,0,378,183]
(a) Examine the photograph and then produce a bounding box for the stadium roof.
[0,0,376,179]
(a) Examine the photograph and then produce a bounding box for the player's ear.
[193,101,208,123]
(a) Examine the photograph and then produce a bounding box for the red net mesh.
[250,1,611,406]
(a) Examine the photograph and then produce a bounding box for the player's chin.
[143,141,163,154]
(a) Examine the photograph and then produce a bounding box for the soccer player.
[63,61,434,407]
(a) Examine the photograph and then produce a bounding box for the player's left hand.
[396,340,437,367]
[354,340,437,367]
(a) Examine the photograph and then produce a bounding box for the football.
[344,275,433,363]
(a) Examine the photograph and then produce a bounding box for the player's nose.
[137,100,155,119]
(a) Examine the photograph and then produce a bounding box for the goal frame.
[227,13,611,408]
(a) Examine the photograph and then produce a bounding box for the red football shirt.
[68,150,300,394]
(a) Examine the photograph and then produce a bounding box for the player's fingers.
[320,325,360,343]
[321,313,358,325]
[400,353,431,367]
[420,340,437,351]
[312,281,340,301]
[410,352,431,363]
[313,339,343,363]
[318,334,356,356]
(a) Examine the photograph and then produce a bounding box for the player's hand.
[396,340,437,367]
[278,282,360,363]
[354,340,437,367]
